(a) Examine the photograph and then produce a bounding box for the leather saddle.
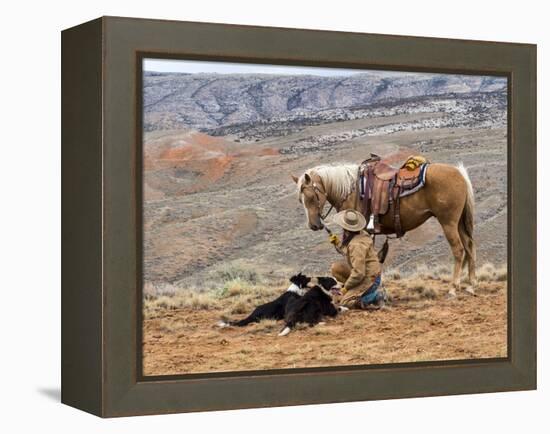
[360,154,428,237]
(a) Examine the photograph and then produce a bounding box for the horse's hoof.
[318,322,326,326]
[338,306,350,313]
[464,286,476,296]
[217,320,230,328]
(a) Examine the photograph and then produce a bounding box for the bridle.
[300,180,334,221]
[299,170,393,258]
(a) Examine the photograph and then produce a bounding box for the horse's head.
[292,171,327,231]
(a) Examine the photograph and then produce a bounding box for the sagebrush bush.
[408,281,437,300]
[408,264,451,281]
[477,262,507,282]
[144,291,220,315]
[477,263,496,281]
[495,266,507,282]
[229,299,249,315]
[211,262,261,285]
[216,278,254,298]
[385,269,401,281]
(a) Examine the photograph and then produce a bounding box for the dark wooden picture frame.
[61,16,536,417]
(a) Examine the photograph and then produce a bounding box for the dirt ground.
[142,274,507,376]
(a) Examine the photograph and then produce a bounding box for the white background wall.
[0,0,546,432]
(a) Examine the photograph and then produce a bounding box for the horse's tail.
[456,163,476,270]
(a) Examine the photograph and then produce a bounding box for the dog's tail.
[217,320,231,328]
[217,314,257,328]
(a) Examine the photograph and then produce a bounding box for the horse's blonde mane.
[298,163,359,203]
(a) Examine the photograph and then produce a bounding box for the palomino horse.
[291,162,476,296]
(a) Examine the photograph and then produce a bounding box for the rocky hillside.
[143,71,506,133]
[142,71,508,291]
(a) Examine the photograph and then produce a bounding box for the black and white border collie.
[278,276,344,337]
[217,273,311,327]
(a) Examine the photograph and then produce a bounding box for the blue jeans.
[360,275,382,305]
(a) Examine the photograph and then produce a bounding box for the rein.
[303,168,392,264]
[312,182,334,220]
[320,203,334,220]
[301,171,353,224]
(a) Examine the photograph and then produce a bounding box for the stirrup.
[366,214,375,232]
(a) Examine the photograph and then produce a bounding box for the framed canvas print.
[61,16,536,417]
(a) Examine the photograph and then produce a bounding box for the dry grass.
[404,264,453,282]
[384,268,401,280]
[477,262,507,282]
[209,262,262,286]
[388,278,439,303]
[144,292,220,314]
[410,281,438,299]
[389,262,506,285]
[248,319,280,334]
[144,262,504,316]
[144,273,282,319]
[142,263,507,376]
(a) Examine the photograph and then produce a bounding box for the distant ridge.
[143,72,506,132]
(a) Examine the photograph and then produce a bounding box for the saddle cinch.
[359,154,429,237]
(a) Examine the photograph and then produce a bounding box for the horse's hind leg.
[463,237,477,294]
[466,238,477,290]
[440,222,465,297]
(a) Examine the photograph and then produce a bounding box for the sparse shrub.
[411,283,425,294]
[143,291,219,314]
[438,272,452,283]
[148,295,180,310]
[402,264,452,282]
[211,262,261,285]
[477,262,506,282]
[494,266,507,282]
[217,278,254,298]
[143,282,157,297]
[229,299,249,315]
[160,321,185,334]
[410,282,437,300]
[143,281,179,297]
[185,292,217,310]
[313,328,331,336]
[385,269,401,281]
[477,262,496,281]
[413,264,431,280]
[418,264,443,280]
[432,264,451,281]
[144,277,288,317]
[249,319,279,334]
[421,287,437,299]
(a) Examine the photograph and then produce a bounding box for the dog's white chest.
[286,283,306,296]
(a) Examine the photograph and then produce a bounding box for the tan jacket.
[342,231,381,293]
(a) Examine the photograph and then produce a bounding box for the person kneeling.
[329,209,387,310]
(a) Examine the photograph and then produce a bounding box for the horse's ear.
[291,174,299,184]
[303,173,311,184]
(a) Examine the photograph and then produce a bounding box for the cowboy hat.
[331,209,367,232]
